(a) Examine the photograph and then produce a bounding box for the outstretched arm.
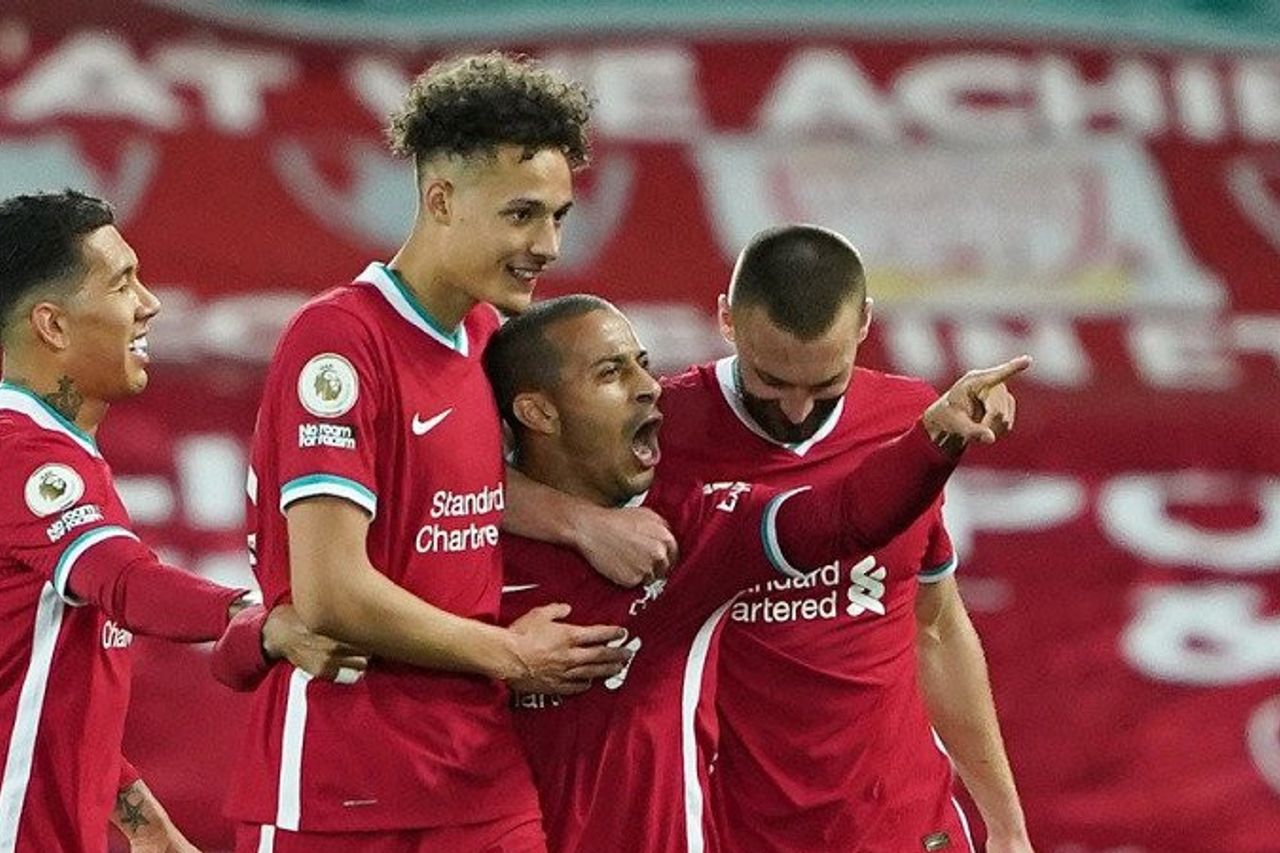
[773,356,1031,566]
[916,578,1033,853]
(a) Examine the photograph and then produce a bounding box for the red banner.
[3,3,1278,851]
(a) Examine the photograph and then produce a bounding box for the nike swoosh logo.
[411,408,453,436]
[501,583,540,594]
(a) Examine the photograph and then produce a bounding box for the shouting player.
[0,190,253,851]
[483,294,1028,852]
[225,54,631,852]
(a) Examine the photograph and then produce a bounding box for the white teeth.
[128,336,149,356]
[510,268,538,281]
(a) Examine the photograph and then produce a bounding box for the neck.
[516,443,618,509]
[1,365,107,434]
[388,231,474,331]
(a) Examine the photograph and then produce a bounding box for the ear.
[857,297,873,344]
[421,177,454,225]
[717,294,735,345]
[29,301,71,351]
[511,391,558,436]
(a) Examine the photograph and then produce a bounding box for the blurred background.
[2,1,1278,850]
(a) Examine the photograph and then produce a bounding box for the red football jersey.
[226,263,540,833]
[0,384,143,852]
[501,419,955,853]
[659,359,972,853]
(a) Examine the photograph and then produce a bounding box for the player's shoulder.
[0,416,99,522]
[658,362,717,398]
[848,367,937,420]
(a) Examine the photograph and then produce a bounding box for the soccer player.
[663,225,1034,852]
[483,294,1028,852]
[0,190,253,852]
[225,54,631,852]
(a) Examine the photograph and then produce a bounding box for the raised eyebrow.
[553,201,574,219]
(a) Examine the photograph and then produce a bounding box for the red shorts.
[235,813,546,853]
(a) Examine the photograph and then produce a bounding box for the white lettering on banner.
[6,33,182,127]
[1099,474,1280,573]
[877,313,1280,391]
[1128,318,1240,389]
[1235,60,1280,142]
[1246,694,1280,797]
[1123,584,1280,685]
[897,55,1034,142]
[759,49,901,141]
[546,47,704,139]
[151,44,296,134]
[6,35,1280,143]
[944,472,1087,558]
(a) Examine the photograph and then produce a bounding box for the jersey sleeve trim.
[918,555,959,584]
[280,473,377,518]
[53,526,140,606]
[759,486,812,579]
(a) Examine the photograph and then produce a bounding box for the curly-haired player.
[224,53,630,853]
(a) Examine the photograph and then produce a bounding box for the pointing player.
[0,190,254,851]
[483,294,1028,852]
[671,225,1033,852]
[225,54,630,852]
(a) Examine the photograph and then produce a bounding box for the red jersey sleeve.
[764,422,957,576]
[117,756,140,791]
[917,514,958,583]
[272,303,383,518]
[0,436,245,639]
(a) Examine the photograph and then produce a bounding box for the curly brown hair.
[388,52,593,171]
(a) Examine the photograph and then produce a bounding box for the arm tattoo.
[42,376,83,422]
[114,783,150,834]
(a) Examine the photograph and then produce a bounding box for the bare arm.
[109,779,199,853]
[504,465,678,587]
[287,497,628,691]
[916,577,1033,853]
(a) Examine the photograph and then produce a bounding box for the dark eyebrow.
[590,348,646,370]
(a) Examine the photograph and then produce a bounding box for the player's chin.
[492,287,536,315]
[624,467,656,495]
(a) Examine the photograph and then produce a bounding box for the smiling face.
[57,225,161,401]
[724,297,869,444]
[536,307,663,505]
[435,145,574,315]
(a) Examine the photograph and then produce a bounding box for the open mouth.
[127,335,149,361]
[630,412,663,469]
[507,265,542,289]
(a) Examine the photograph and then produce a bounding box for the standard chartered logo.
[730,555,889,623]
[845,554,888,617]
[414,484,503,554]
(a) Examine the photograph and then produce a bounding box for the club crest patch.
[25,463,85,517]
[298,353,359,418]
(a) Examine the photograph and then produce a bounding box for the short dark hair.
[484,294,614,430]
[727,224,866,340]
[0,190,114,342]
[389,52,593,171]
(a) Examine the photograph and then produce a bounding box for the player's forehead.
[77,225,137,287]
[735,307,855,385]
[464,144,573,207]
[549,308,642,369]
